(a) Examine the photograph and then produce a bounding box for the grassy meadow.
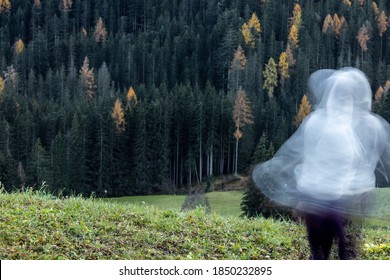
[107,191,244,217]
[1,188,389,260]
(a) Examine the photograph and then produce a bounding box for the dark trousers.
[305,211,347,260]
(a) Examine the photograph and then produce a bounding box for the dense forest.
[1,0,390,197]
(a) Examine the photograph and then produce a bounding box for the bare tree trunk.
[176,135,179,186]
[194,161,199,184]
[220,129,224,174]
[5,121,10,156]
[227,138,231,174]
[188,162,192,188]
[199,133,202,182]
[206,148,210,177]
[98,119,103,192]
[180,154,183,186]
[234,137,239,175]
[210,146,213,177]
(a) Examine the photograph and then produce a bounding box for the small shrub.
[181,187,211,213]
[240,176,292,219]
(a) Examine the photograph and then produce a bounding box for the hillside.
[1,190,389,260]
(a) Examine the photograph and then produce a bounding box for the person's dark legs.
[332,213,347,259]
[317,210,347,260]
[305,213,326,260]
[305,211,348,260]
[319,220,334,260]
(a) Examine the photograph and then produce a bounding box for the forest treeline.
[1,0,390,197]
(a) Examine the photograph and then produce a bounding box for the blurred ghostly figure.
[252,67,390,259]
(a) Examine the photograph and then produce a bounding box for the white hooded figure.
[252,67,390,217]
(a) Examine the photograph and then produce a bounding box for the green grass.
[106,191,244,217]
[1,189,389,260]
[108,194,185,211]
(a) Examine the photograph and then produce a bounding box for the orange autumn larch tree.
[332,14,347,37]
[0,0,11,13]
[322,14,334,34]
[229,45,247,93]
[94,17,108,44]
[294,95,311,127]
[378,11,388,37]
[233,87,254,175]
[80,56,96,99]
[126,86,138,108]
[323,13,347,37]
[357,22,370,60]
[112,98,126,132]
[375,86,385,104]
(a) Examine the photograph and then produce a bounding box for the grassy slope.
[1,190,389,260]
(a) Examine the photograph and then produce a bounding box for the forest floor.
[1,189,389,260]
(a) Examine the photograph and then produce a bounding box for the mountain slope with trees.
[1,0,390,197]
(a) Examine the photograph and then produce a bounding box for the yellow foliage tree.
[288,24,299,48]
[248,13,261,33]
[79,56,96,99]
[372,2,379,15]
[112,99,126,132]
[0,76,5,96]
[126,86,138,107]
[290,3,302,29]
[241,13,261,48]
[287,4,302,50]
[0,0,11,13]
[278,51,289,83]
[294,95,311,127]
[14,39,25,55]
[241,22,253,47]
[94,17,108,44]
[263,57,278,98]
